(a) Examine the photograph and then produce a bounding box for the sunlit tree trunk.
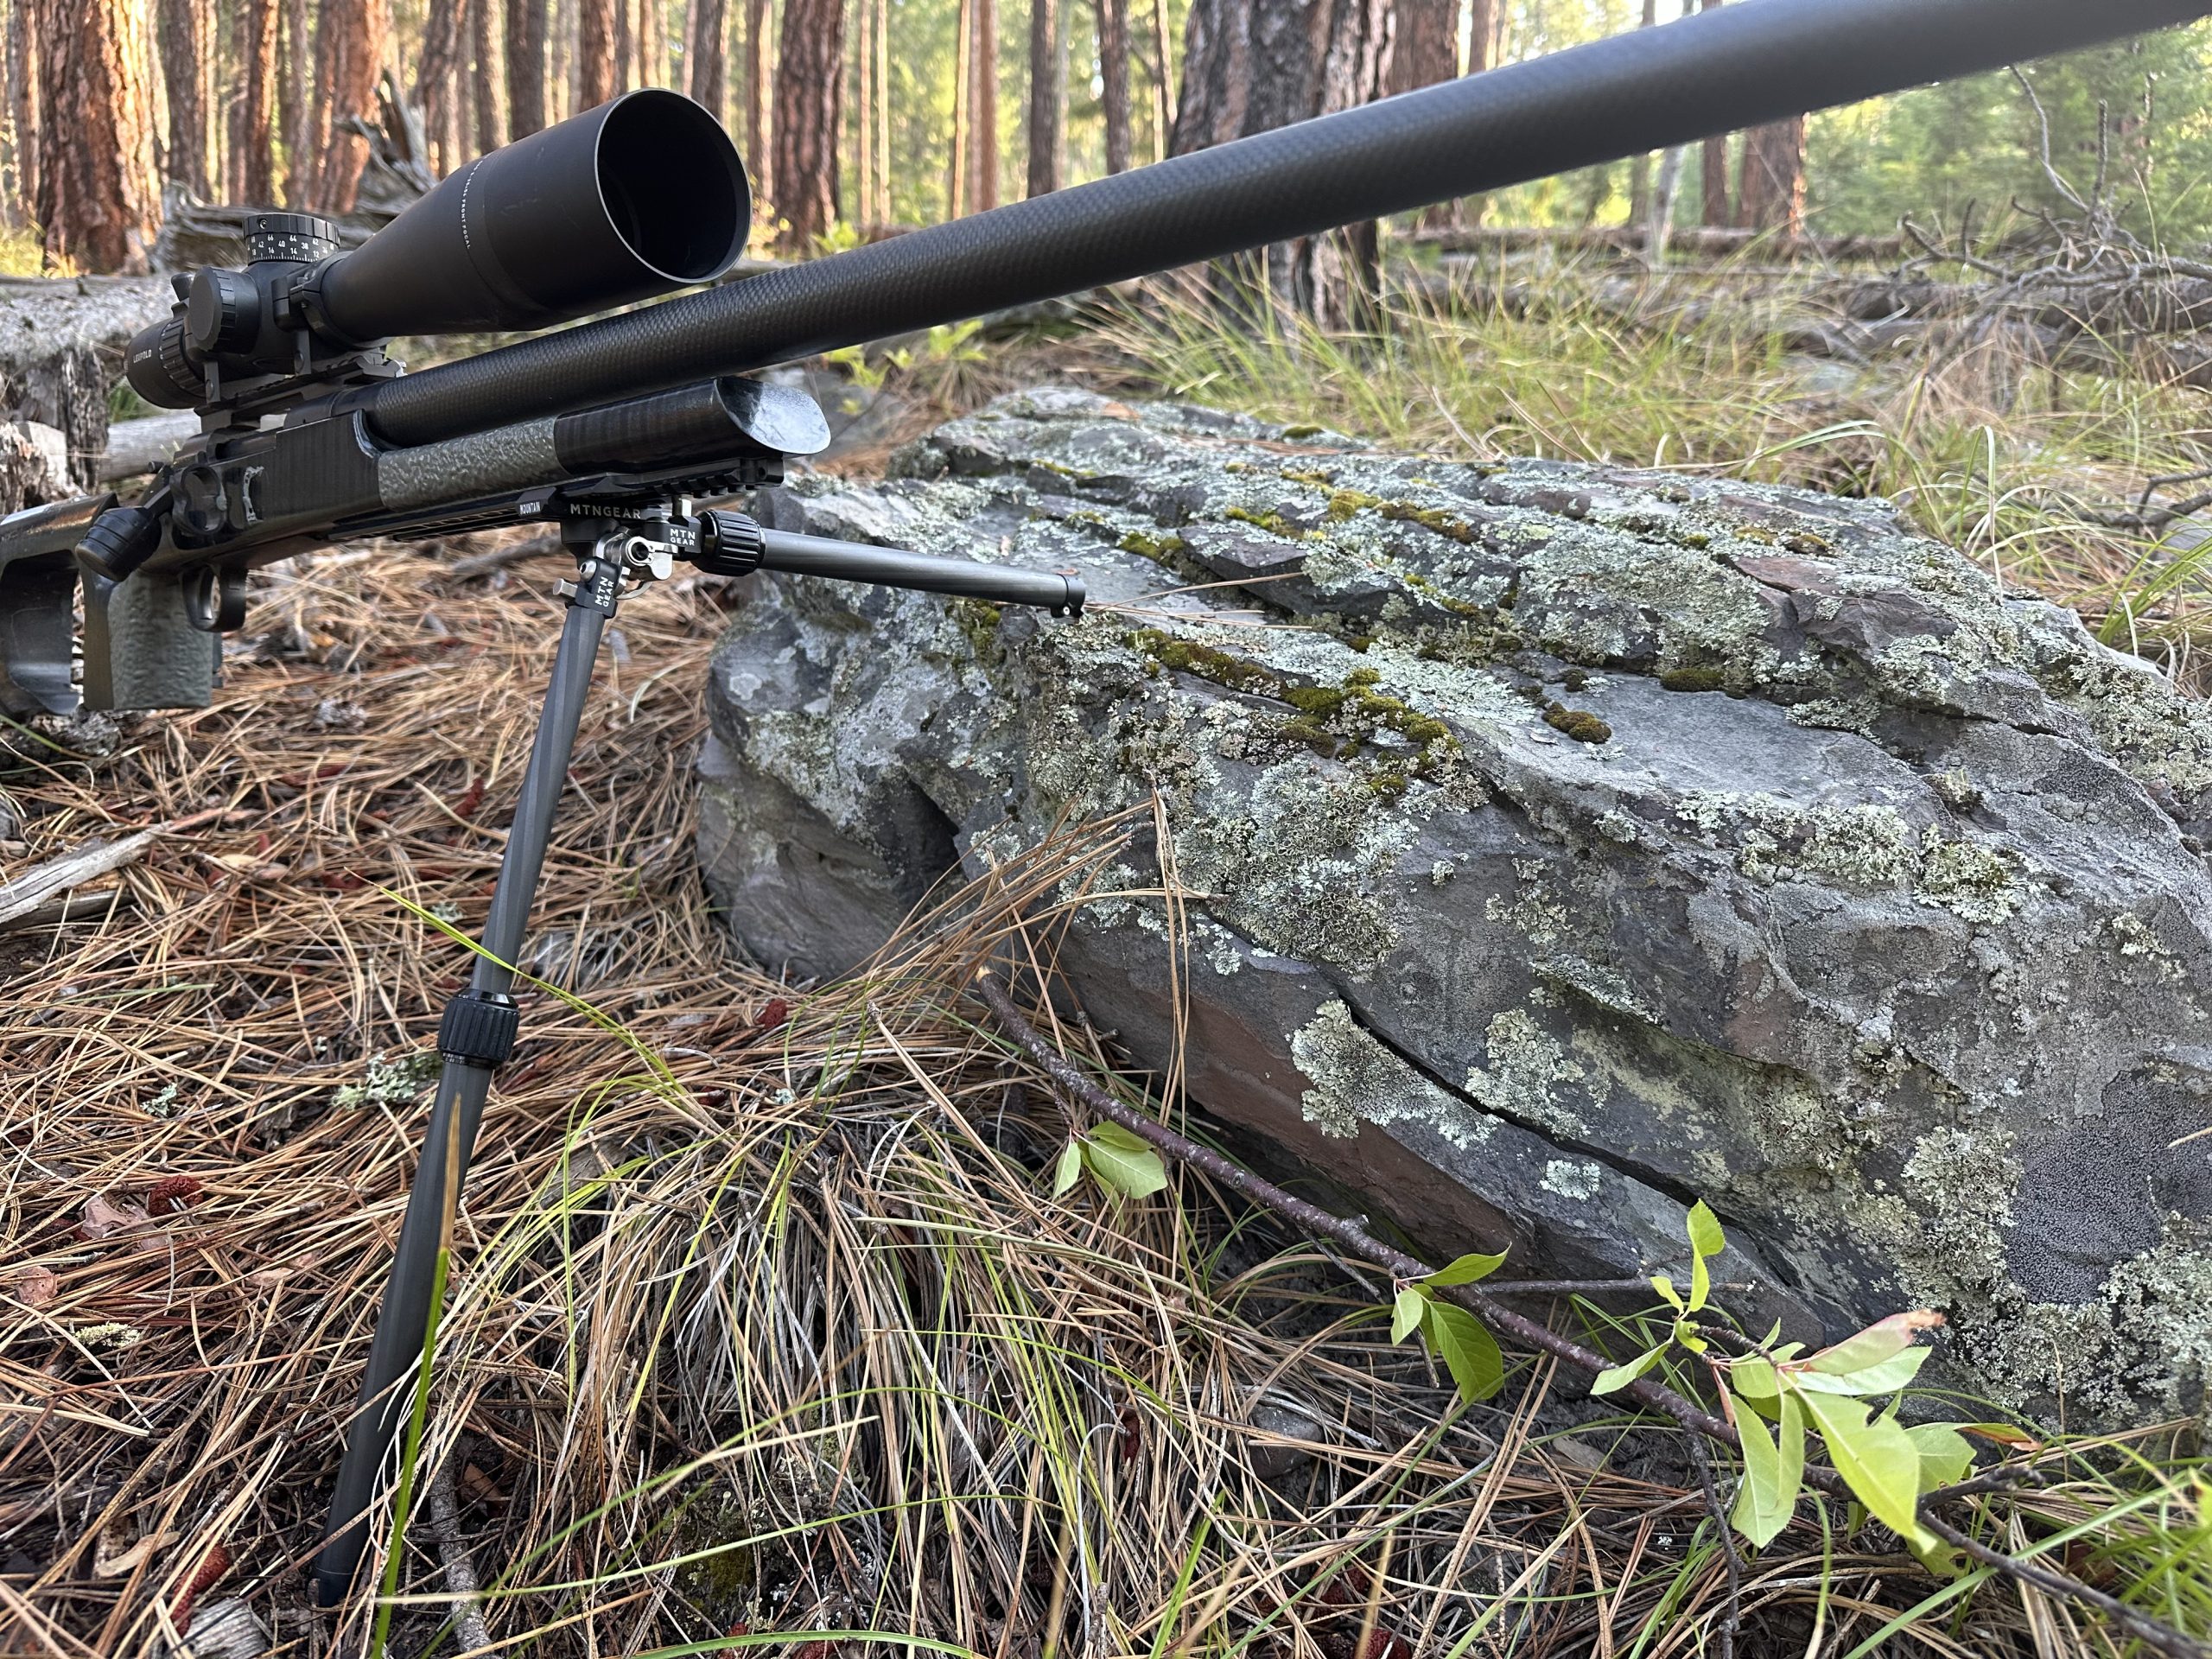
[1095,0,1129,174]
[771,0,842,245]
[1025,0,1064,197]
[1738,113,1805,234]
[1145,0,1170,162]
[578,0,616,105]
[1699,0,1727,226]
[970,0,997,208]
[872,0,887,217]
[472,0,508,153]
[852,0,873,221]
[280,0,309,194]
[1627,0,1657,221]
[416,0,465,171]
[946,0,969,214]
[639,0,667,86]
[35,0,160,272]
[308,0,389,212]
[506,0,547,135]
[7,0,38,228]
[1171,0,1387,324]
[157,0,213,196]
[232,0,277,201]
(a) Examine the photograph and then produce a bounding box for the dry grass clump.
[0,538,2202,1659]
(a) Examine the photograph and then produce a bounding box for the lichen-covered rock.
[698,386,2212,1421]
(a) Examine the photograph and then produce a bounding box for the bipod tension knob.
[693,508,766,577]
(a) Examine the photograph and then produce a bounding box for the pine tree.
[308,0,391,213]
[1700,0,1728,226]
[34,0,160,272]
[579,0,618,105]
[473,0,509,153]
[508,0,548,136]
[1025,0,1065,197]
[1094,0,1129,175]
[970,0,997,208]
[157,0,213,196]
[233,0,278,202]
[771,0,842,245]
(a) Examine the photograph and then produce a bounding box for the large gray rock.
[699,387,2212,1420]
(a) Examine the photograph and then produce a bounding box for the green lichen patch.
[1291,999,1501,1148]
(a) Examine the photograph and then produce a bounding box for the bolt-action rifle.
[0,0,2200,1611]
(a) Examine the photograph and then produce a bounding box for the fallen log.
[0,276,172,492]
[1408,223,2032,264]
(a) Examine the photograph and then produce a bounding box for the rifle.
[0,0,2196,1610]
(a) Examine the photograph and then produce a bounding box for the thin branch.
[425,1441,492,1655]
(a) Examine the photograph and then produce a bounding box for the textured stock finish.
[365,0,2212,445]
[698,391,2212,1420]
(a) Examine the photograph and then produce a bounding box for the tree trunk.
[873,0,888,218]
[415,0,465,172]
[970,0,997,209]
[1626,0,1657,222]
[1467,0,1492,73]
[1094,0,1129,175]
[507,0,547,135]
[1147,0,1171,163]
[232,0,278,202]
[640,0,667,86]
[1389,0,1454,227]
[156,0,213,196]
[1170,0,1388,324]
[472,0,507,152]
[1699,0,1727,226]
[853,0,873,221]
[308,0,390,213]
[35,0,160,273]
[578,0,616,105]
[1025,0,1064,197]
[744,0,768,194]
[1738,113,1805,235]
[8,0,38,229]
[946,0,969,214]
[280,0,310,195]
[770,0,842,247]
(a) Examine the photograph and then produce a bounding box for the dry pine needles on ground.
[0,540,2198,1657]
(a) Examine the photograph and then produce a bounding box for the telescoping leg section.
[313,495,1081,1607]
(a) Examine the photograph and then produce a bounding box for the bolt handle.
[76,506,166,583]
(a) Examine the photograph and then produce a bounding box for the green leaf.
[1808,1311,1942,1376]
[1687,1199,1726,1260]
[1650,1274,1684,1312]
[1796,1389,1930,1547]
[1730,1357,1780,1404]
[1425,1303,1504,1405]
[1052,1141,1084,1197]
[1080,1124,1168,1199]
[1905,1422,1975,1493]
[1790,1345,1930,1397]
[1425,1249,1510,1287]
[1391,1286,1428,1344]
[1955,1421,2042,1450]
[1590,1342,1666,1397]
[1686,1200,1724,1312]
[1674,1318,1707,1355]
[1730,1385,1803,1548]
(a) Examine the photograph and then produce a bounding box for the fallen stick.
[440,534,564,582]
[0,808,240,930]
[425,1442,491,1655]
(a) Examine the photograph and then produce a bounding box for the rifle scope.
[348,0,2212,449]
[126,89,747,410]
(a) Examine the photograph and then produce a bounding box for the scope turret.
[125,89,749,412]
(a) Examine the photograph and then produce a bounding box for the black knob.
[76,506,166,583]
[185,267,258,357]
[693,509,766,576]
[245,211,340,264]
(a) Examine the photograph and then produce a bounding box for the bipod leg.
[312,553,622,1607]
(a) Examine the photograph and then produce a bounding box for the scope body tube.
[357,0,2212,448]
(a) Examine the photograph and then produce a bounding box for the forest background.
[20,0,2212,280]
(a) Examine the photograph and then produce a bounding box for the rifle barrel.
[360,0,2212,448]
